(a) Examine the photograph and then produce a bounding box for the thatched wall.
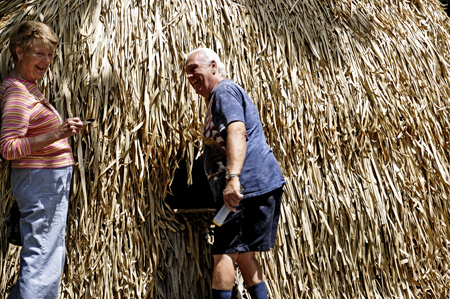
[1,0,450,298]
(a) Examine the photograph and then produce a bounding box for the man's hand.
[223,177,243,212]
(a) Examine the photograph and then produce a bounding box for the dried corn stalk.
[1,0,450,298]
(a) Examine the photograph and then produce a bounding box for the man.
[185,48,285,299]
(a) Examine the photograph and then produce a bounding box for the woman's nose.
[42,55,52,62]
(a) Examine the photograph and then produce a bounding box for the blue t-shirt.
[202,79,285,203]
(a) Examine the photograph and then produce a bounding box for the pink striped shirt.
[0,77,74,168]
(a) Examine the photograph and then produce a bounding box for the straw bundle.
[1,0,450,298]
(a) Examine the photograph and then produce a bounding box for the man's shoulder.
[213,79,246,98]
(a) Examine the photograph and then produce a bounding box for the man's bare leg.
[237,252,268,299]
[236,252,264,287]
[213,253,239,290]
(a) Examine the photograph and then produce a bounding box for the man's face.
[185,51,216,98]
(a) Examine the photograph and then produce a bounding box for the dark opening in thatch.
[165,157,215,210]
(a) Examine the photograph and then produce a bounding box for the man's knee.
[213,253,239,290]
[214,252,239,266]
[236,251,256,264]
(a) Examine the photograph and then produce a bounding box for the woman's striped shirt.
[0,77,74,168]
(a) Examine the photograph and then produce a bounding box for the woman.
[0,21,83,298]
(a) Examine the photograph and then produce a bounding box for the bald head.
[186,48,227,98]
[188,48,227,77]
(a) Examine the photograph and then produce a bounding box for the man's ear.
[211,60,217,74]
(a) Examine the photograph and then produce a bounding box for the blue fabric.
[212,289,232,299]
[7,166,73,299]
[247,282,269,299]
[203,79,285,202]
[212,187,283,254]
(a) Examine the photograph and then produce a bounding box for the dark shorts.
[212,187,284,255]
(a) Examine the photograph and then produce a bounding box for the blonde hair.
[9,21,58,61]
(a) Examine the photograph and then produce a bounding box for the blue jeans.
[8,166,73,299]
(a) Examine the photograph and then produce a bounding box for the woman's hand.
[223,177,243,212]
[55,117,83,139]
[29,117,83,153]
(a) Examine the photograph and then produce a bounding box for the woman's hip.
[11,166,73,201]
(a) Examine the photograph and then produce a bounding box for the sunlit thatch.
[1,0,450,298]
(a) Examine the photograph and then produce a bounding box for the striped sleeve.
[0,85,33,160]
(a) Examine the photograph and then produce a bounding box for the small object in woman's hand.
[82,118,95,125]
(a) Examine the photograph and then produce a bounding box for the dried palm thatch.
[1,0,450,298]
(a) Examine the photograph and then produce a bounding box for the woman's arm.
[27,117,83,153]
[0,86,82,159]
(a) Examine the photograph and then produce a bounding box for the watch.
[225,172,240,180]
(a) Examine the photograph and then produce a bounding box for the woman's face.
[16,39,54,82]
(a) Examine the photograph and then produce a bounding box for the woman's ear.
[15,46,23,61]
